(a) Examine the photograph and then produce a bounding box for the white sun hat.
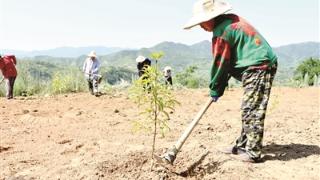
[136,55,146,63]
[184,0,232,30]
[87,51,97,58]
[164,66,172,71]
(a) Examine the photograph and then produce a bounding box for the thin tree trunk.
[151,97,157,170]
[151,67,158,170]
[152,99,157,159]
[152,62,159,160]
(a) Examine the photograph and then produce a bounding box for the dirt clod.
[0,146,12,153]
[22,110,29,114]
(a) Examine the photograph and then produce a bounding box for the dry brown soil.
[0,87,319,180]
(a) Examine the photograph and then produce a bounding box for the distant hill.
[99,41,319,72]
[274,42,320,67]
[6,41,319,68]
[7,41,320,83]
[95,41,319,84]
[98,41,212,73]
[1,46,126,58]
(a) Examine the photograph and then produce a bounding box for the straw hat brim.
[164,66,172,70]
[87,54,97,58]
[136,56,146,63]
[183,3,232,30]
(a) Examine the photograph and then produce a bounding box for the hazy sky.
[0,0,319,50]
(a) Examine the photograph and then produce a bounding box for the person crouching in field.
[184,0,277,163]
[83,51,101,96]
[163,66,173,86]
[0,54,17,100]
[136,55,151,78]
[136,56,152,91]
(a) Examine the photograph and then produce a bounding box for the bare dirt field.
[0,87,319,180]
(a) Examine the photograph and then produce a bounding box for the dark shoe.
[219,146,240,155]
[237,153,261,163]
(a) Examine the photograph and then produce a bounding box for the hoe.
[154,98,213,165]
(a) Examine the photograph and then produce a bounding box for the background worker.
[83,51,101,96]
[136,55,151,77]
[136,55,152,91]
[183,0,278,163]
[163,66,173,85]
[0,54,18,99]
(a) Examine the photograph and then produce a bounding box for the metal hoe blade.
[156,98,213,165]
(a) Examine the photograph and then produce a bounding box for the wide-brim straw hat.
[87,51,97,58]
[136,55,146,63]
[164,66,172,71]
[184,0,232,30]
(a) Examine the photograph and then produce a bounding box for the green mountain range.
[90,41,204,76]
[97,41,319,78]
[16,41,320,84]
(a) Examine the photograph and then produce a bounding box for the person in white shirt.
[82,51,101,96]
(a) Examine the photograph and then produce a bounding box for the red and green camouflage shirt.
[210,14,277,97]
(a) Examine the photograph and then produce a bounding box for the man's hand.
[211,96,219,102]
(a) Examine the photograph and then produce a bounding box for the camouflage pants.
[235,65,277,160]
[87,76,99,95]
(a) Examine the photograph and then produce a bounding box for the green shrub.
[50,70,86,94]
[175,65,208,88]
[105,66,136,85]
[294,57,320,86]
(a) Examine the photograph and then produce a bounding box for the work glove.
[211,96,219,102]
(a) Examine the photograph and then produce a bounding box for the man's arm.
[82,59,87,73]
[209,37,231,97]
[92,59,100,74]
[12,56,17,65]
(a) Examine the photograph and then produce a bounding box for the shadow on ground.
[173,151,228,178]
[262,143,320,161]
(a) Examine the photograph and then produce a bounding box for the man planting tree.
[159,0,277,164]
